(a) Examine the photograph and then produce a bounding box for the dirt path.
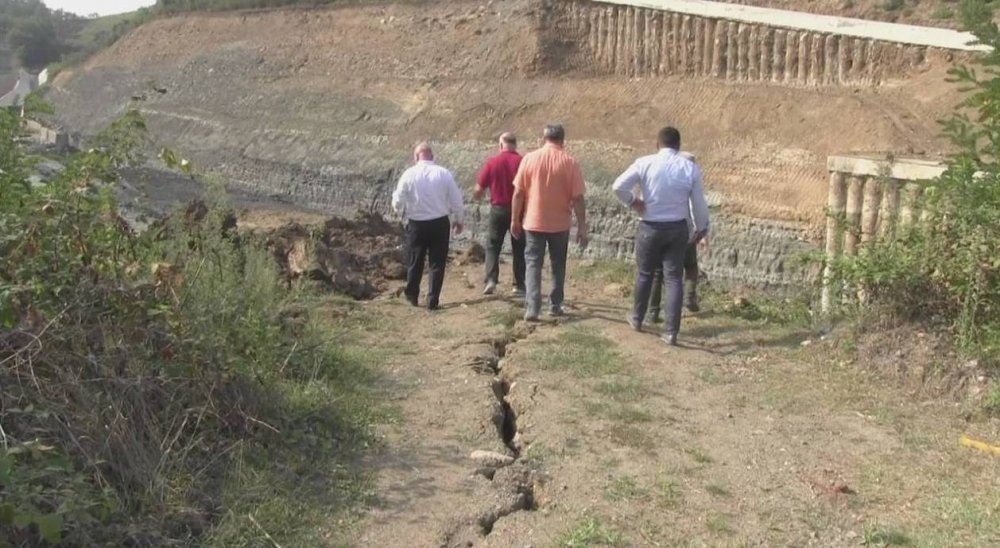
[346,257,1000,547]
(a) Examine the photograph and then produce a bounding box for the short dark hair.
[501,133,517,147]
[658,127,681,150]
[543,124,565,142]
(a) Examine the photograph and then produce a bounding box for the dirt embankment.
[47,0,965,287]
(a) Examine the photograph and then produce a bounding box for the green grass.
[525,328,625,376]
[595,377,650,402]
[487,306,523,329]
[684,447,714,464]
[604,476,648,502]
[706,483,731,497]
[558,517,625,547]
[655,473,683,508]
[573,259,636,291]
[706,513,733,534]
[932,6,955,19]
[863,523,912,546]
[608,424,655,450]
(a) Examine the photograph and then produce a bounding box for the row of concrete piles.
[562,1,925,86]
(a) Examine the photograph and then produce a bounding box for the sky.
[44,0,156,17]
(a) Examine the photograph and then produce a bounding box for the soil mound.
[266,212,405,299]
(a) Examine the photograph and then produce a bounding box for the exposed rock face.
[48,0,960,288]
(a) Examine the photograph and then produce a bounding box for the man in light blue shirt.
[613,127,710,345]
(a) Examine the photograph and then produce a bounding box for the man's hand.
[576,225,589,248]
[511,223,523,240]
[696,231,709,250]
[453,222,464,235]
[630,198,646,214]
[473,187,485,201]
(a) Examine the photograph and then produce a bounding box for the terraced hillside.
[48,0,969,286]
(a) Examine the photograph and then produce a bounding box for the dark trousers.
[405,216,451,307]
[524,230,570,315]
[631,220,689,337]
[485,206,526,289]
[650,243,699,317]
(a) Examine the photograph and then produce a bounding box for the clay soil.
[302,245,1000,547]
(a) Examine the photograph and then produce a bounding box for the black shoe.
[405,293,419,307]
[660,333,678,346]
[427,301,440,311]
[686,298,700,313]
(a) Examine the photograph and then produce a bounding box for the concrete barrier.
[820,155,951,311]
[557,0,985,86]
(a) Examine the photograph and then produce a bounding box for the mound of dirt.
[265,212,405,299]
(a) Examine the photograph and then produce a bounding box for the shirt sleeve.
[612,160,642,206]
[689,164,710,234]
[512,159,528,192]
[391,170,409,216]
[447,171,465,223]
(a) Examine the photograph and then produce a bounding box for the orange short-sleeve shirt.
[513,143,586,233]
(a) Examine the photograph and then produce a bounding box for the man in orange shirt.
[511,124,588,321]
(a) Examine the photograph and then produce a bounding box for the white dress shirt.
[612,148,710,238]
[392,160,465,223]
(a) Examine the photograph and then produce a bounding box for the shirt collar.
[416,160,435,165]
[544,142,564,151]
[658,147,678,156]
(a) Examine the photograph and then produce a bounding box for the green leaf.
[35,512,63,543]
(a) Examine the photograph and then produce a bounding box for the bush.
[831,1,1000,365]
[0,107,375,544]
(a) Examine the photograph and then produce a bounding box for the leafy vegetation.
[829,1,1000,373]
[0,105,380,544]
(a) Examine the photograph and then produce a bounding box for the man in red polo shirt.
[474,132,526,296]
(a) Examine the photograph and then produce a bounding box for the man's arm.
[510,164,527,239]
[690,164,710,241]
[391,171,410,217]
[612,161,645,213]
[572,163,589,247]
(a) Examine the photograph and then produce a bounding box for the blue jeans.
[524,230,570,316]
[631,220,689,337]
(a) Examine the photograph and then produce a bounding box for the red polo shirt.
[477,150,522,208]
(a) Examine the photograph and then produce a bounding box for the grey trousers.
[524,230,570,315]
[649,243,699,319]
[630,220,689,337]
[485,206,526,289]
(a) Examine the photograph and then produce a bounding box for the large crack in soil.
[443,325,542,546]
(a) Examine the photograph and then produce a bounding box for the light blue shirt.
[612,148,710,236]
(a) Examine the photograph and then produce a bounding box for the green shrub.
[0,108,375,544]
[830,1,1000,368]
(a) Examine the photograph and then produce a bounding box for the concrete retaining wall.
[556,0,974,85]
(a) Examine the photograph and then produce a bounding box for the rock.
[459,241,486,265]
[602,283,627,297]
[800,340,813,347]
[470,450,514,468]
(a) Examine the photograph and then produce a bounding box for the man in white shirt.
[649,151,705,322]
[392,142,465,310]
[613,127,710,345]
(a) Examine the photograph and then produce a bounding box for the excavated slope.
[49,0,962,286]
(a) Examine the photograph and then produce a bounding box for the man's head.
[414,142,434,163]
[499,132,517,151]
[657,127,681,151]
[543,124,566,145]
